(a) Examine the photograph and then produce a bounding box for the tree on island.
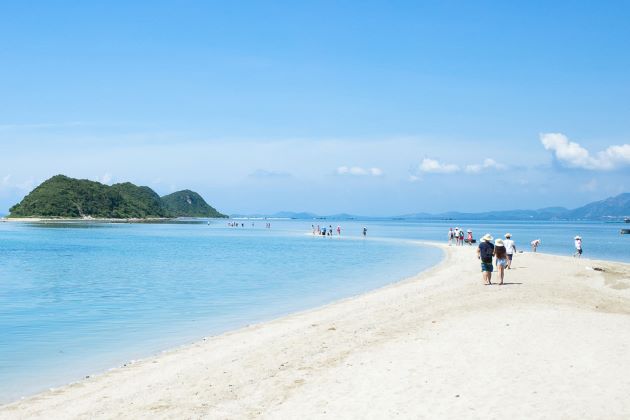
[9,175,227,219]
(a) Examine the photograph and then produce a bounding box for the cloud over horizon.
[416,157,505,176]
[418,158,460,174]
[465,158,506,173]
[540,133,630,170]
[336,166,383,176]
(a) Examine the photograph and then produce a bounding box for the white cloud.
[465,158,506,173]
[418,158,460,174]
[336,166,383,176]
[369,167,383,176]
[540,133,630,170]
[410,157,505,181]
[100,173,113,185]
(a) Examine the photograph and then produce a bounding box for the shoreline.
[0,242,448,407]
[2,244,630,418]
[0,217,223,224]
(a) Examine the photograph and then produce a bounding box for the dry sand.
[2,243,630,419]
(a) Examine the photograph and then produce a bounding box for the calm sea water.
[0,218,627,403]
[0,221,440,403]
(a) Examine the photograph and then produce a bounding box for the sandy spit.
[2,243,630,419]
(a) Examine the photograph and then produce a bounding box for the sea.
[0,218,628,403]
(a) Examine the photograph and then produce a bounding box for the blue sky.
[1,1,629,215]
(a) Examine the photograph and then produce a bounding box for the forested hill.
[8,175,226,219]
[161,190,226,218]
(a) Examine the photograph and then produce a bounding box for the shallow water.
[0,221,441,402]
[0,218,627,403]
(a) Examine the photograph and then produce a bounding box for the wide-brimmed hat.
[495,239,504,246]
[467,230,472,233]
[574,235,582,240]
[505,233,511,238]
[482,233,493,242]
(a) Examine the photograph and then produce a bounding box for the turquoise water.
[316,219,629,263]
[0,221,441,403]
[1,218,627,403]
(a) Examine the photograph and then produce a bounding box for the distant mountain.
[250,193,629,221]
[230,211,363,220]
[398,208,568,221]
[566,193,630,219]
[161,190,226,218]
[271,211,318,219]
[399,194,628,221]
[9,175,225,219]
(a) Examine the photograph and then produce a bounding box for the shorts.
[577,248,582,255]
[496,258,507,267]
[507,254,513,261]
[481,262,493,272]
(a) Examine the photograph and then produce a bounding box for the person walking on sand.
[477,234,495,285]
[494,238,508,285]
[504,233,516,269]
[448,228,453,246]
[459,229,464,246]
[531,239,541,252]
[574,236,583,258]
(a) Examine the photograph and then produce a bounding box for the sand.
[2,243,630,419]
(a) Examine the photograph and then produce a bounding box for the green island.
[8,175,227,219]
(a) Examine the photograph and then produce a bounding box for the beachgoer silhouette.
[494,238,508,285]
[574,236,582,258]
[531,239,540,252]
[504,233,516,269]
[477,234,495,285]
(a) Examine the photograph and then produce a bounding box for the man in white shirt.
[504,233,516,269]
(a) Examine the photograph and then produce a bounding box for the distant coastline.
[231,192,629,221]
[1,216,224,224]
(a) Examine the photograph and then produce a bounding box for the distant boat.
[625,217,630,223]
[621,229,630,235]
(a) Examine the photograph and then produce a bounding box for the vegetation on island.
[8,175,227,219]
[161,190,225,218]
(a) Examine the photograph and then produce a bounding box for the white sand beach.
[2,243,630,419]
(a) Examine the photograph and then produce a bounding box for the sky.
[1,1,629,216]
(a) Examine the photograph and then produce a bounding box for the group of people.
[310,225,368,237]
[448,227,473,246]
[477,232,584,285]
[476,233,517,285]
[312,224,342,236]
[226,221,272,229]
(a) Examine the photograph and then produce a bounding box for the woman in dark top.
[494,239,508,285]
